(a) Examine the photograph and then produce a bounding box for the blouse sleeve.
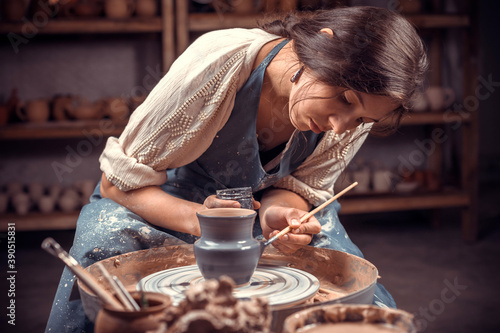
[272,124,370,207]
[99,29,274,191]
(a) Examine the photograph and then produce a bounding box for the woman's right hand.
[203,195,261,209]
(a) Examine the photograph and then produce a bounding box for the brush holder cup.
[95,292,171,333]
[194,208,260,285]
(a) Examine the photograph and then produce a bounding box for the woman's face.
[288,72,399,135]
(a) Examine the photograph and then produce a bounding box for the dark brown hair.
[259,6,429,134]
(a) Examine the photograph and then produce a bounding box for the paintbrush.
[41,237,124,310]
[264,181,358,246]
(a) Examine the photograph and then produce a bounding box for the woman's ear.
[320,28,334,38]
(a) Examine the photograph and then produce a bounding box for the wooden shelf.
[0,120,127,140]
[0,17,163,34]
[0,211,78,231]
[406,14,470,28]
[339,191,470,215]
[401,112,471,126]
[182,13,470,33]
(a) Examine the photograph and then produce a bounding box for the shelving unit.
[0,0,176,232]
[173,1,479,242]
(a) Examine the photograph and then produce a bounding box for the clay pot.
[12,193,31,215]
[103,97,130,120]
[194,208,260,285]
[372,169,393,193]
[28,182,45,202]
[16,99,50,123]
[73,0,102,17]
[104,0,135,19]
[38,195,56,214]
[229,0,255,14]
[68,98,103,120]
[426,86,455,112]
[58,187,80,212]
[52,95,74,121]
[48,183,63,200]
[95,292,171,333]
[135,0,157,17]
[1,0,29,22]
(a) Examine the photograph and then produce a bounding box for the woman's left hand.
[262,205,321,254]
[203,195,261,209]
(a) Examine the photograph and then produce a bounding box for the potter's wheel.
[138,264,319,310]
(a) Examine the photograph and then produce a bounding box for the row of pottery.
[0,180,96,215]
[1,93,146,125]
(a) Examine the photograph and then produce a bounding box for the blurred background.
[0,0,499,332]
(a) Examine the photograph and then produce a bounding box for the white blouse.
[99,28,369,207]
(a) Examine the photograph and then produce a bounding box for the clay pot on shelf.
[12,193,31,215]
[103,97,130,120]
[104,0,135,19]
[52,95,74,121]
[1,0,29,22]
[135,0,157,17]
[28,182,45,202]
[68,97,103,120]
[229,0,255,14]
[73,0,103,17]
[426,86,455,112]
[95,292,171,333]
[16,99,51,123]
[48,183,63,201]
[38,195,56,214]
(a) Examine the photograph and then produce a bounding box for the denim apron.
[46,40,395,333]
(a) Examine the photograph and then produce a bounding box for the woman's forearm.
[99,174,203,236]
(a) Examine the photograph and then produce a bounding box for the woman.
[46,6,427,332]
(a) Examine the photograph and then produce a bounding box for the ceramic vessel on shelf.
[28,182,45,202]
[38,195,56,214]
[12,193,31,215]
[16,99,50,123]
[194,208,260,285]
[426,86,455,112]
[104,0,135,19]
[52,95,74,121]
[94,292,171,333]
[103,97,130,120]
[68,97,103,120]
[372,169,393,193]
[73,0,103,17]
[135,0,157,17]
[230,0,255,14]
